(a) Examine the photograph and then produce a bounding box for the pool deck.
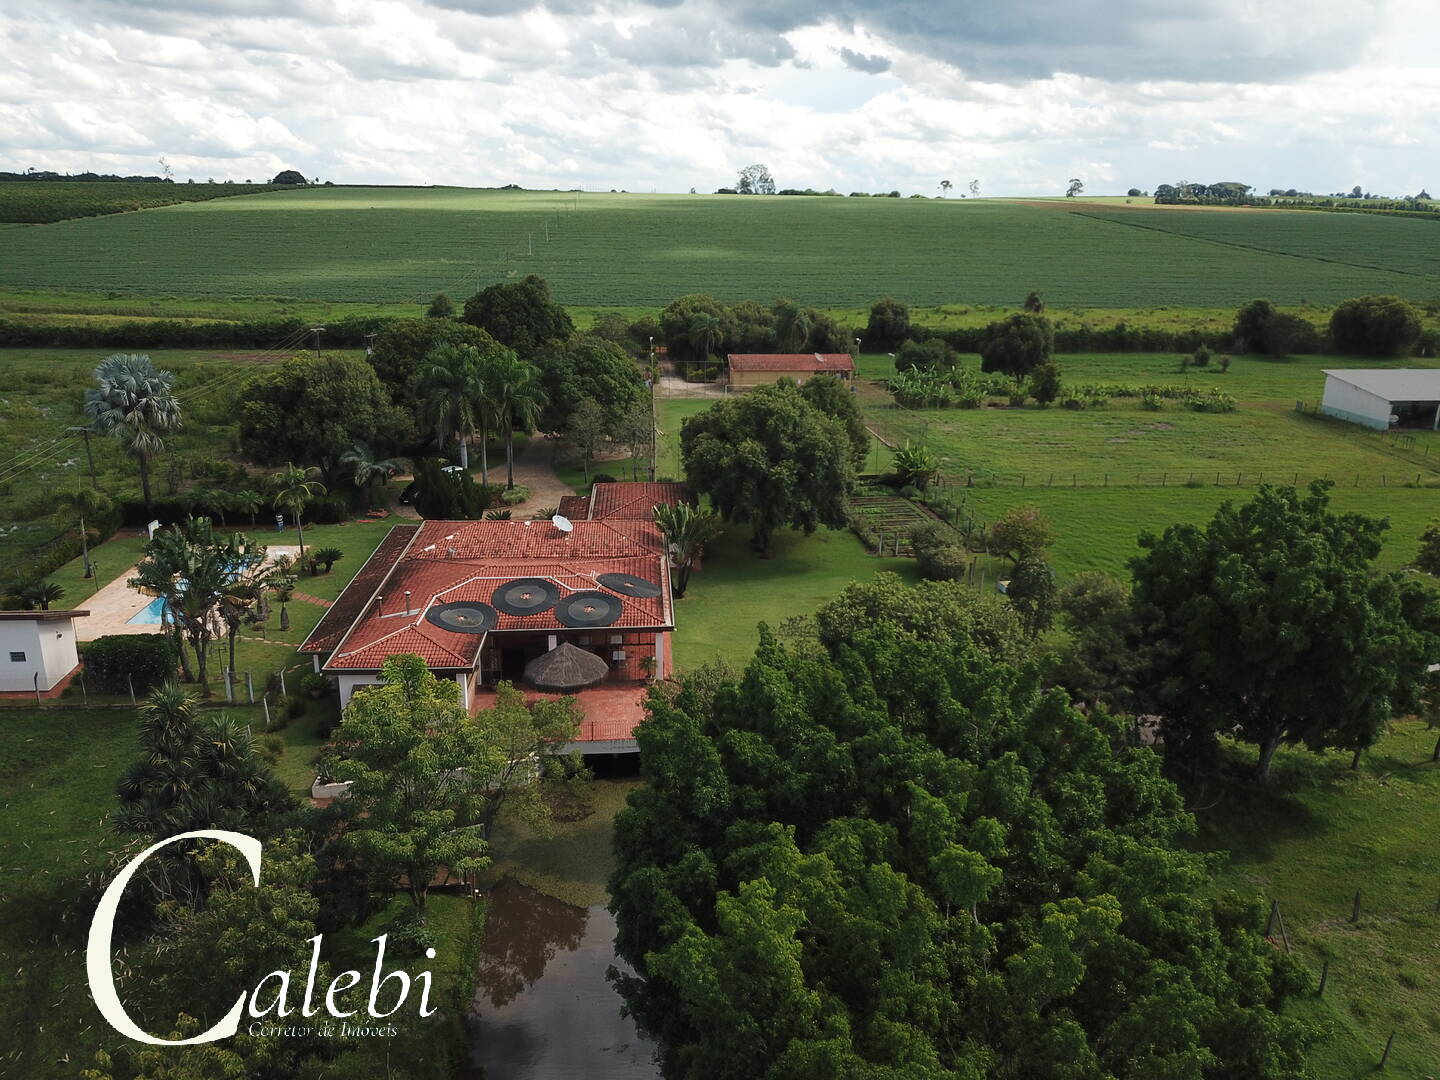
[75,545,302,641]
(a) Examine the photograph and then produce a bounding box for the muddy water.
[465,878,661,1079]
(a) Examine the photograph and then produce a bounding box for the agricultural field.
[1,187,1438,307]
[0,180,280,224]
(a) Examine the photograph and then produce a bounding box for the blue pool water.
[127,596,168,625]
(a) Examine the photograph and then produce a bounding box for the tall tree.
[772,298,811,352]
[799,373,869,471]
[416,342,483,469]
[270,464,325,556]
[654,501,724,598]
[129,517,241,694]
[1130,482,1437,780]
[327,655,495,906]
[366,318,500,403]
[490,353,547,489]
[114,684,290,902]
[681,382,853,556]
[533,334,647,434]
[939,179,952,196]
[53,487,113,579]
[979,313,1054,378]
[472,682,583,837]
[688,312,723,359]
[84,353,182,518]
[237,353,402,488]
[736,164,776,195]
[461,274,574,355]
[1066,177,1084,197]
[611,582,1316,1078]
[865,296,910,349]
[564,398,608,484]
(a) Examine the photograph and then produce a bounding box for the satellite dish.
[553,515,573,533]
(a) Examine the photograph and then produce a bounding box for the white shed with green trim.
[1320,369,1440,431]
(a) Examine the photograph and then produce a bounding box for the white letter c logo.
[87,829,261,1045]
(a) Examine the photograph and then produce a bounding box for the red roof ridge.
[300,524,422,654]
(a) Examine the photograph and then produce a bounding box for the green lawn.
[1198,721,1440,1079]
[2,187,1435,306]
[0,708,135,1075]
[670,521,920,671]
[935,486,1437,581]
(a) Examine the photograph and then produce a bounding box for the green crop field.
[1078,206,1440,281]
[1,187,1438,307]
[0,181,281,224]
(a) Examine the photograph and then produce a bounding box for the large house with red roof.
[727,352,855,390]
[301,482,688,754]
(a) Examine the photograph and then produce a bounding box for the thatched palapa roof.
[523,642,609,691]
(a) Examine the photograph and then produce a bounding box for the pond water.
[464,878,661,1080]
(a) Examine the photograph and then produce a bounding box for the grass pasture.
[1198,723,1440,1079]
[1,188,1438,307]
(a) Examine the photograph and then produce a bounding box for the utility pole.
[309,326,325,359]
[364,331,377,356]
[69,427,98,489]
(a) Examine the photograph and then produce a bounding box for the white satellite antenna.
[553,514,574,534]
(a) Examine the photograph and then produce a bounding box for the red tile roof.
[727,353,855,373]
[556,494,590,520]
[317,510,676,673]
[300,524,420,654]
[587,482,688,521]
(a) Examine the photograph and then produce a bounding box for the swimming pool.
[127,595,168,625]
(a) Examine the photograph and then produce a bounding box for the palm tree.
[653,502,723,599]
[21,581,65,611]
[940,179,952,197]
[233,489,263,526]
[687,312,722,360]
[340,442,406,503]
[491,354,547,490]
[214,533,273,678]
[773,299,811,352]
[84,353,182,518]
[416,344,482,470]
[473,352,505,488]
[270,464,325,556]
[130,518,234,694]
[53,487,112,579]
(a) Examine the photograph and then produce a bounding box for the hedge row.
[0,315,393,350]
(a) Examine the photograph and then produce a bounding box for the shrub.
[386,908,437,958]
[1140,393,1164,411]
[1027,361,1062,405]
[895,339,957,374]
[286,695,309,720]
[1192,346,1211,367]
[979,312,1053,378]
[311,546,343,573]
[300,672,330,698]
[500,485,531,506]
[485,509,513,520]
[591,473,617,485]
[83,635,177,693]
[909,522,970,581]
[259,734,286,765]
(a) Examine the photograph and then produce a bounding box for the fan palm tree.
[491,354,547,490]
[416,344,483,470]
[20,581,65,611]
[84,353,182,518]
[53,487,112,579]
[270,464,325,556]
[653,501,723,599]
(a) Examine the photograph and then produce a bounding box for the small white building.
[1320,369,1440,431]
[0,609,88,694]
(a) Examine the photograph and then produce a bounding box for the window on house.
[9,651,25,663]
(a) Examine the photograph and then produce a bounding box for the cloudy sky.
[1,0,1436,197]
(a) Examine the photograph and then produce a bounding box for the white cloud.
[0,0,1435,196]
